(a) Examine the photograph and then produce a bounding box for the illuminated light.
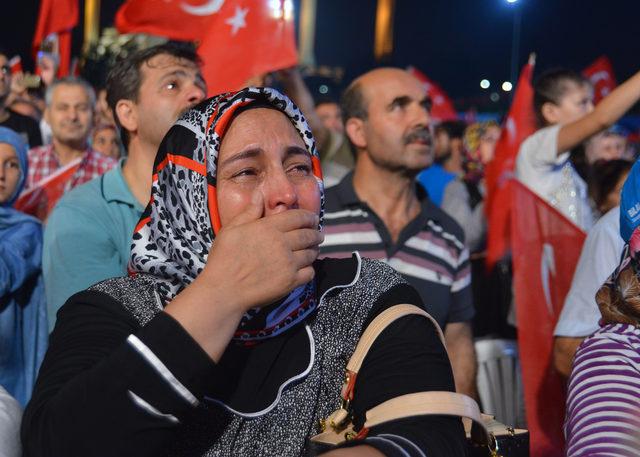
[269,0,282,19]
[480,79,490,89]
[490,92,500,102]
[284,0,294,20]
[506,0,518,3]
[319,84,329,94]
[501,81,513,92]
[269,0,294,20]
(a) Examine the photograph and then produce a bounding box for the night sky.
[3,0,640,110]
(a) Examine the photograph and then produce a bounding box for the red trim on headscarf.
[213,100,252,136]
[155,156,169,173]
[206,103,220,135]
[167,154,206,176]
[311,156,323,180]
[155,154,206,176]
[134,216,151,233]
[208,184,221,234]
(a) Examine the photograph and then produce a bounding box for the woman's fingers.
[291,248,319,271]
[294,265,316,286]
[285,228,324,251]
[269,209,319,232]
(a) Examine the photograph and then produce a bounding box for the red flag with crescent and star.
[115,0,298,96]
[484,56,537,269]
[116,0,218,41]
[407,66,458,122]
[32,0,78,77]
[583,56,617,104]
[511,180,586,457]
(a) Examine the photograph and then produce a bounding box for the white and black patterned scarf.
[129,87,324,342]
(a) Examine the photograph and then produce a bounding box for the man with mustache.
[43,44,206,327]
[320,68,477,396]
[25,77,116,202]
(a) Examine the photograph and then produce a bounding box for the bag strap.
[341,304,445,402]
[338,304,490,446]
[364,391,490,446]
[346,303,445,374]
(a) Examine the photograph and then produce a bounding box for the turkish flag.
[116,0,298,96]
[511,181,586,457]
[15,158,82,221]
[484,58,536,268]
[198,0,298,95]
[116,0,216,41]
[583,56,617,104]
[9,56,23,75]
[32,0,78,77]
[407,66,457,121]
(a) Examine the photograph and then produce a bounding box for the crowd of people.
[1,37,640,456]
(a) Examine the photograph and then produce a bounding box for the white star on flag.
[225,6,248,35]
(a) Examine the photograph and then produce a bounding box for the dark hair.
[588,159,633,214]
[340,81,368,158]
[533,68,590,127]
[106,42,201,147]
[435,120,466,140]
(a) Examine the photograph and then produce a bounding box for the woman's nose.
[262,170,298,215]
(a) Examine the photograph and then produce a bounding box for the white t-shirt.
[516,125,594,231]
[0,386,21,457]
[554,207,623,337]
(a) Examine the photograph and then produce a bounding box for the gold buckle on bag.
[488,433,502,457]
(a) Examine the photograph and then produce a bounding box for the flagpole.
[374,0,395,61]
[83,0,101,54]
[299,0,316,66]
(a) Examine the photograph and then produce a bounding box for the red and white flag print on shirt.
[407,67,457,122]
[583,56,617,104]
[116,0,298,96]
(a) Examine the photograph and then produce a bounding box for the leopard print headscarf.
[129,87,324,342]
[596,228,640,326]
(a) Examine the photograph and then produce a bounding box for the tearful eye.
[287,164,312,177]
[232,168,258,179]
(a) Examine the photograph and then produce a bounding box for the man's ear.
[345,117,367,151]
[541,102,560,125]
[115,100,137,134]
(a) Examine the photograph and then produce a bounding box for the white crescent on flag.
[540,242,557,317]
[589,70,611,84]
[180,0,225,16]
[506,116,516,141]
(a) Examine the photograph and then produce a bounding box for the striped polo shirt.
[319,173,474,328]
[565,323,640,457]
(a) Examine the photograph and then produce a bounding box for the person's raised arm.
[557,70,640,154]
